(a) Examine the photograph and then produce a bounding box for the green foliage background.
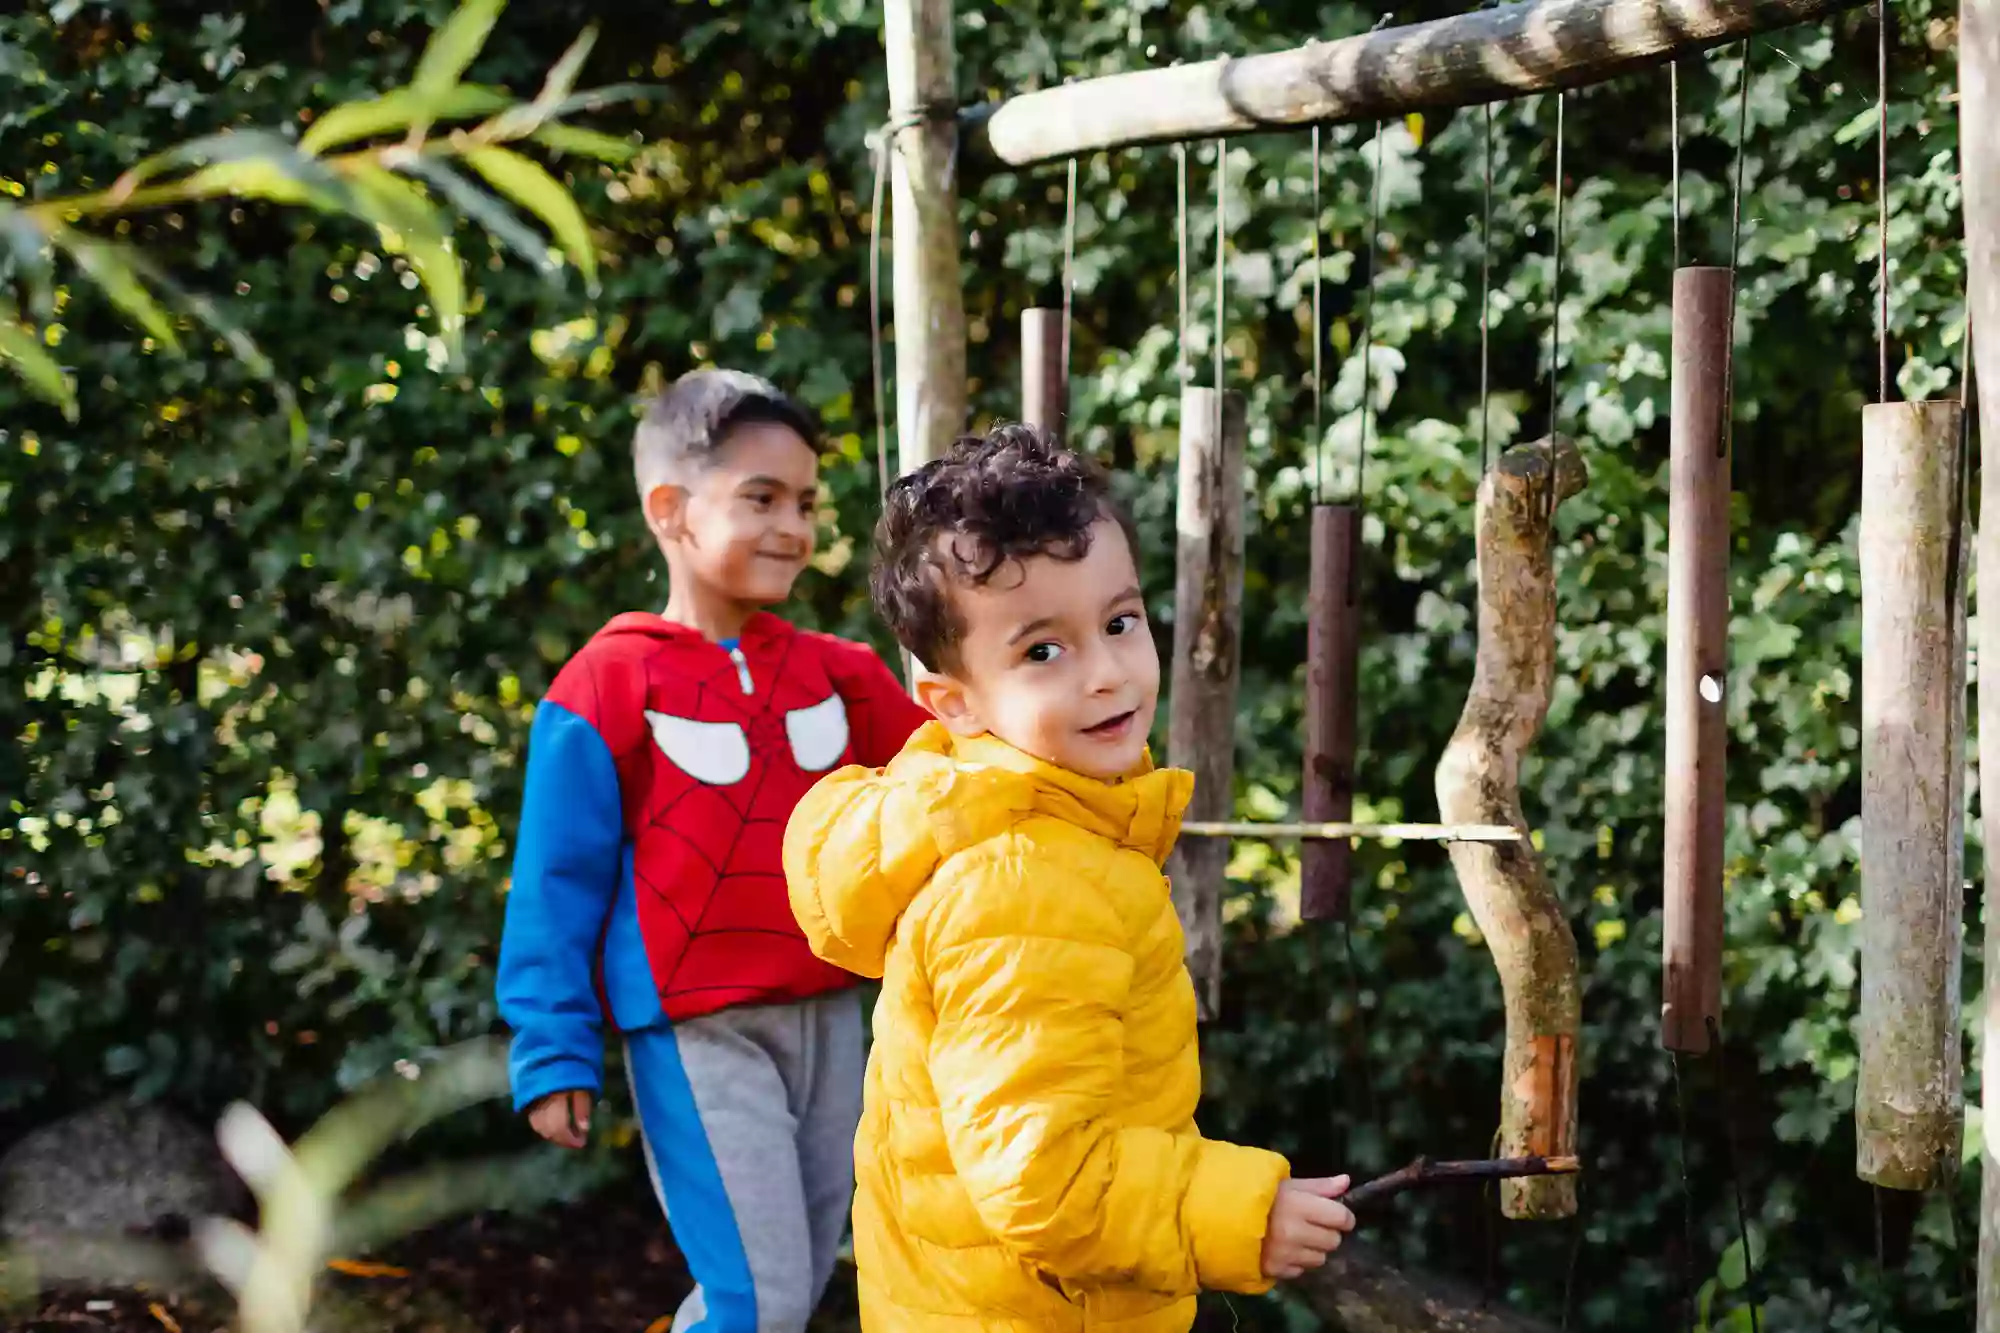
[0,0,1984,1328]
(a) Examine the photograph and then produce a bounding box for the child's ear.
[916,674,983,738]
[643,482,688,542]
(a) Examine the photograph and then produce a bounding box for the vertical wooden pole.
[884,0,967,477]
[1661,266,1733,1055]
[1300,503,1361,922]
[1167,386,1246,1022]
[1857,398,1968,1192]
[1968,0,2000,1315]
[1021,307,1067,440]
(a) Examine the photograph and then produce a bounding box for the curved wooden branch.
[1434,436,1586,1221]
[962,0,1870,168]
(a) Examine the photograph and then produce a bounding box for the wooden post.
[1968,0,2000,1316]
[1301,503,1361,922]
[1167,386,1246,1021]
[1434,435,1587,1220]
[1021,307,1067,440]
[960,0,1877,169]
[1856,399,1968,1192]
[884,0,967,476]
[1661,266,1733,1054]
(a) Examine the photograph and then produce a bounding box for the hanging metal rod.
[1179,820,1525,843]
[960,0,1871,169]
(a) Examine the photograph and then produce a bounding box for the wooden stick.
[1344,1155,1583,1209]
[1857,399,1968,1192]
[1179,820,1522,842]
[885,0,967,473]
[1434,435,1586,1220]
[1166,387,1246,1023]
[961,0,1872,168]
[1661,266,1733,1055]
[1963,0,2000,1313]
[1021,307,1067,441]
[1302,504,1362,922]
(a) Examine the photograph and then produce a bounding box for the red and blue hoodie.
[495,610,928,1111]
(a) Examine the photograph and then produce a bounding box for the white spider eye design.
[784,694,851,773]
[645,710,751,786]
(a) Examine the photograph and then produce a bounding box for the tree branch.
[962,0,1871,169]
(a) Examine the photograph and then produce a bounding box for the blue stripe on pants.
[626,1025,759,1332]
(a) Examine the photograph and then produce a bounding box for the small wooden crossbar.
[1178,820,1524,843]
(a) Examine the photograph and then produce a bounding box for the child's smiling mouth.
[1082,709,1137,738]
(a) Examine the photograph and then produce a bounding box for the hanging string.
[1669,1053,1700,1331]
[868,128,892,498]
[1214,139,1227,394]
[1877,0,1891,402]
[1313,125,1325,506]
[1549,93,1566,445]
[1706,1018,1762,1333]
[1357,119,1384,507]
[1558,1156,1589,1331]
[1479,103,1494,476]
[1719,40,1753,461]
[1062,155,1078,413]
[1671,61,1682,270]
[1177,143,1191,384]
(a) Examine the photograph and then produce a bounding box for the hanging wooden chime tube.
[1166,386,1246,1022]
[1660,266,1732,1055]
[1300,503,1361,922]
[1856,396,1968,1191]
[1021,307,1067,440]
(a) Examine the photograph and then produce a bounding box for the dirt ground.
[4,1180,863,1333]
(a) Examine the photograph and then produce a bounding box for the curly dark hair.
[870,422,1139,671]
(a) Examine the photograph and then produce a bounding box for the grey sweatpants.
[623,990,865,1333]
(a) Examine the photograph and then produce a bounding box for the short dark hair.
[870,422,1138,671]
[633,369,819,497]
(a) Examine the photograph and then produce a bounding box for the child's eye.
[1107,612,1142,636]
[1024,641,1063,664]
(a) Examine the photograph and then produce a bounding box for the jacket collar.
[936,728,1193,866]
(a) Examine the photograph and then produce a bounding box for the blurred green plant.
[0,0,644,427]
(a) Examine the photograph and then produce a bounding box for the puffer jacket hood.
[783,720,1191,979]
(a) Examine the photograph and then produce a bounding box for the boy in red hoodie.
[496,369,929,1332]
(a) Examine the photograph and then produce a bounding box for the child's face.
[646,422,819,606]
[919,518,1158,782]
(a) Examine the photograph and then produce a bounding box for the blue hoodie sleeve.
[496,699,624,1112]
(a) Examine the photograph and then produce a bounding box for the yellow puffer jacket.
[784,722,1290,1332]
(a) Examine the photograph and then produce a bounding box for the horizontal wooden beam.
[962,0,1870,169]
[1178,819,1524,842]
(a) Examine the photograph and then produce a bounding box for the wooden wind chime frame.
[880,0,2000,1299]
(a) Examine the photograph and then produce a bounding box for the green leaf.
[300,86,513,156]
[0,206,55,322]
[545,82,669,120]
[117,130,356,212]
[528,124,638,164]
[462,146,596,289]
[1833,104,1881,146]
[347,164,466,364]
[52,232,182,353]
[413,0,506,98]
[532,24,598,112]
[400,157,556,275]
[0,306,76,421]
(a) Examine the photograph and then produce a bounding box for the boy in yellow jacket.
[784,424,1355,1330]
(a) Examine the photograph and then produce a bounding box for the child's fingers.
[1294,1174,1351,1199]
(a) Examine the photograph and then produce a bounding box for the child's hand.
[1260,1176,1356,1281]
[527,1089,594,1149]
